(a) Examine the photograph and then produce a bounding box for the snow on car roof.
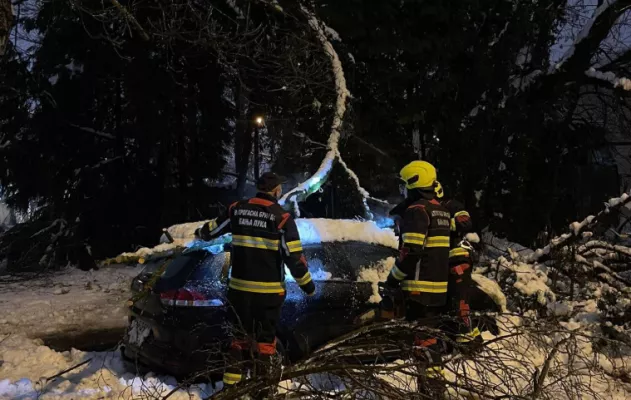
[113,218,398,261]
[164,218,398,248]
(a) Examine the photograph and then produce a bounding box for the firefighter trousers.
[406,300,446,386]
[447,248,479,343]
[223,289,284,387]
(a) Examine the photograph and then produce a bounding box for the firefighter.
[195,172,315,396]
[435,182,482,349]
[383,161,451,395]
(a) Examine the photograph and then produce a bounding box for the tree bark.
[234,80,252,198]
[0,0,12,55]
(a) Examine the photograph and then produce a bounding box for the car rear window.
[188,252,229,282]
[336,242,398,271]
[300,242,397,281]
[154,250,220,292]
[302,243,354,280]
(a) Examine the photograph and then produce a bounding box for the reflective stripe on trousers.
[229,277,286,294]
[401,280,448,293]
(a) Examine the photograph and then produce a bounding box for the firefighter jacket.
[197,193,315,296]
[441,198,480,342]
[386,196,451,307]
[442,199,473,246]
[442,198,474,271]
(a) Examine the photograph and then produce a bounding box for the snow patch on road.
[0,335,219,399]
[0,266,140,338]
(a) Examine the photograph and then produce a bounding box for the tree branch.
[110,0,150,41]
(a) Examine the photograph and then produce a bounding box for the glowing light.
[255,116,264,125]
[375,216,395,229]
[203,244,225,254]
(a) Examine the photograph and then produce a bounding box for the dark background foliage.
[1,0,630,269]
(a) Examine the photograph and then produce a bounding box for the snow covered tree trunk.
[0,0,11,55]
[279,6,375,218]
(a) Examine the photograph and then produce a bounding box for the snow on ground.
[502,259,556,305]
[481,231,533,260]
[0,266,140,338]
[275,315,631,399]
[449,315,631,399]
[0,334,219,400]
[471,273,508,312]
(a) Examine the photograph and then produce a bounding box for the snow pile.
[0,335,219,399]
[0,266,140,338]
[119,242,183,259]
[471,273,508,312]
[357,257,396,303]
[296,219,397,248]
[112,218,398,276]
[492,256,556,306]
[465,232,480,243]
[164,220,208,241]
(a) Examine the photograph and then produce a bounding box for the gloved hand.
[378,282,395,311]
[380,294,394,311]
[378,281,397,295]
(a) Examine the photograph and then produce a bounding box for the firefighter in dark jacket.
[195,172,315,392]
[435,182,482,346]
[383,161,451,391]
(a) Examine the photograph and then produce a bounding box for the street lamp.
[253,116,264,179]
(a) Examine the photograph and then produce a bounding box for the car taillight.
[159,289,224,307]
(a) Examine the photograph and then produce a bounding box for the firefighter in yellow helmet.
[383,160,451,396]
[435,182,483,349]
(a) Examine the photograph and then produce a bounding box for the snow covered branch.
[585,67,631,91]
[463,0,631,130]
[278,7,376,218]
[69,124,116,140]
[553,0,619,72]
[525,192,631,263]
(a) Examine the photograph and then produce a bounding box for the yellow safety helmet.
[434,181,444,199]
[399,161,437,190]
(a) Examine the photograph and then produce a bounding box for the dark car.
[121,239,500,378]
